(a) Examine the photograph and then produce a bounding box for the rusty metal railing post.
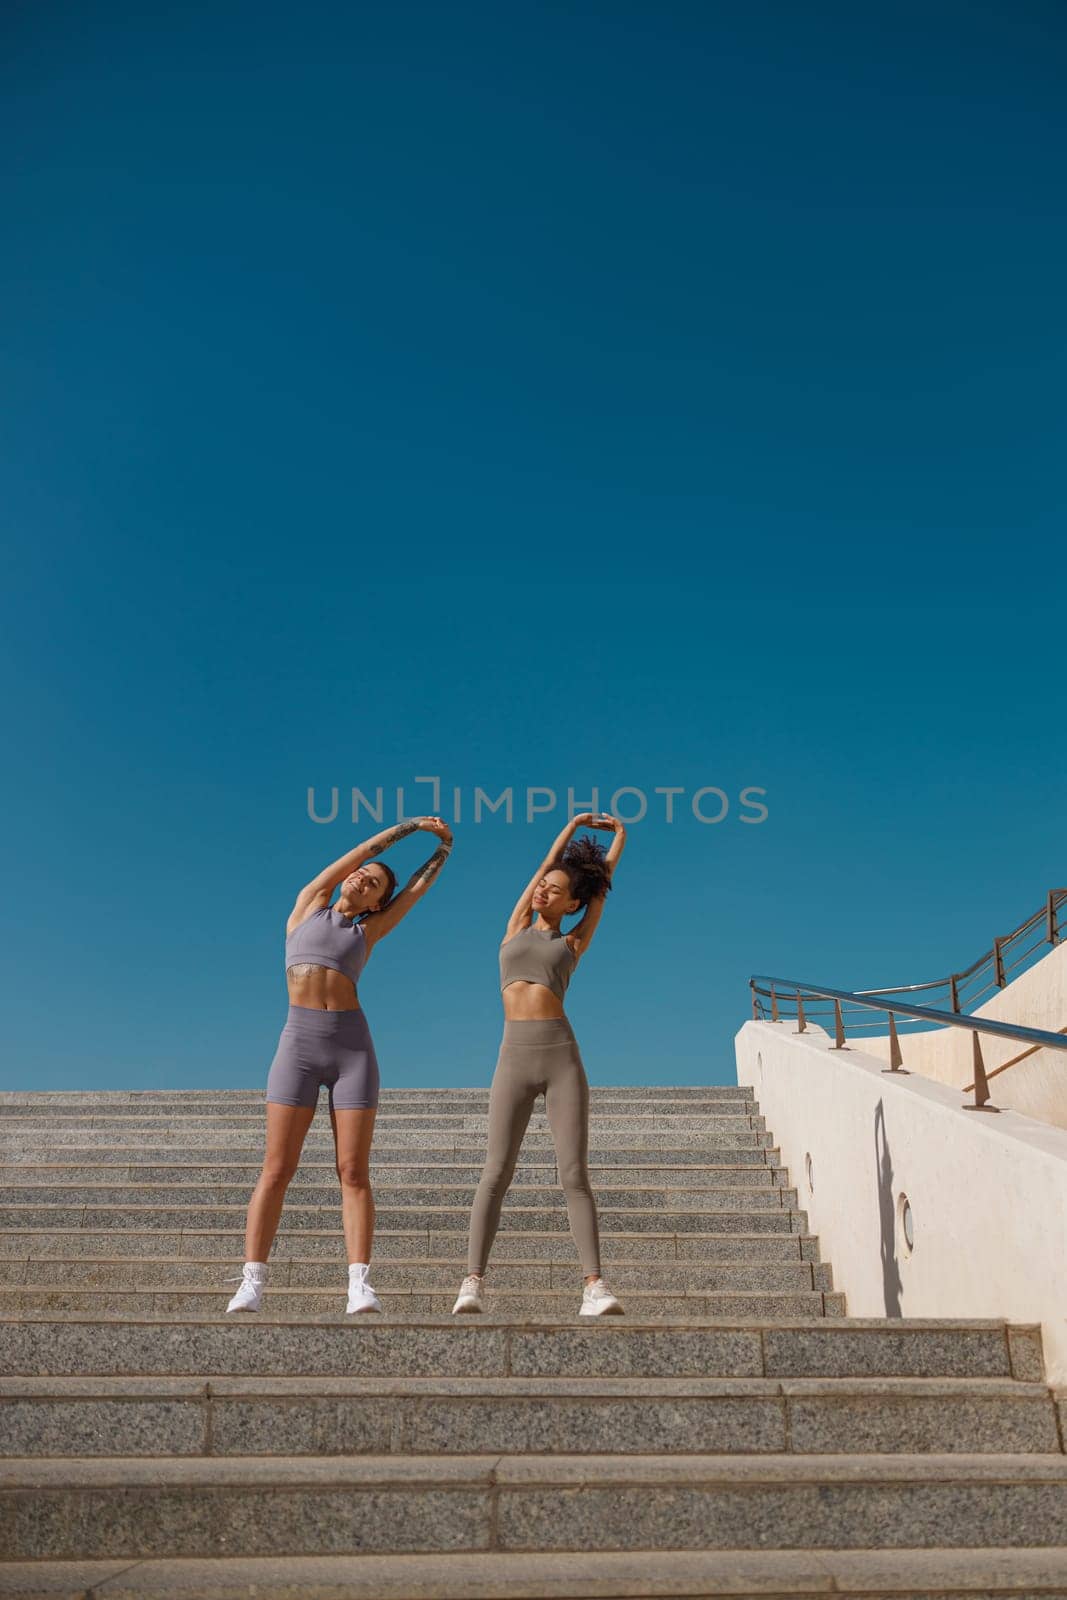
[963,1030,1000,1113]
[750,980,759,1020]
[949,975,960,1013]
[993,936,1006,988]
[1049,891,1060,948]
[747,962,1067,1099]
[881,1011,907,1073]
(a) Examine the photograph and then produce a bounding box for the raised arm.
[601,818,626,878]
[288,819,427,927]
[504,814,591,939]
[297,821,423,900]
[564,817,626,960]
[361,819,454,952]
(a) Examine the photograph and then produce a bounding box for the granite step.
[3,1546,1067,1599]
[0,1183,801,1210]
[0,1317,1044,1380]
[0,1286,847,1318]
[0,1161,791,1188]
[0,1096,757,1118]
[0,1127,777,1150]
[0,1111,767,1131]
[0,1204,810,1235]
[4,1452,1067,1561]
[0,1256,835,1292]
[1,1375,1057,1459]
[0,1085,753,1102]
[0,1228,827,1263]
[0,1142,783,1166]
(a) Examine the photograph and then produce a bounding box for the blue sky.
[1,1,1064,1090]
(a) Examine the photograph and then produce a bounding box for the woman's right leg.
[466,1039,539,1276]
[243,1101,317,1261]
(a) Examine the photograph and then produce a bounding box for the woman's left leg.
[329,1007,381,1276]
[543,1032,602,1282]
[330,1104,378,1265]
[544,1031,623,1314]
[329,1011,383,1312]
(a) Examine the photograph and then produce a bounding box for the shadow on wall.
[874,1099,903,1317]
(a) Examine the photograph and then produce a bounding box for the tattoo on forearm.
[369,821,420,856]
[409,845,449,890]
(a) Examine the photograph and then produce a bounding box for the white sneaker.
[579,1277,623,1316]
[225,1262,267,1313]
[346,1266,382,1315]
[451,1274,484,1314]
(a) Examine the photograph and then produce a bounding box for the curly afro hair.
[553,834,613,911]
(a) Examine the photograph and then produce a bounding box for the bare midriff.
[286,963,361,1012]
[501,980,566,1021]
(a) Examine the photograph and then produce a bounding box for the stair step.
[0,1287,845,1318]
[0,1129,777,1150]
[0,1107,761,1122]
[0,1161,790,1186]
[0,1085,753,1102]
[0,1229,827,1262]
[0,1143,781,1166]
[0,1317,1042,1379]
[0,1257,834,1291]
[1,1376,1057,1459]
[4,1452,1067,1560]
[0,1120,767,1132]
[8,1113,758,1126]
[2,1546,1065,1599]
[0,1184,800,1209]
[0,1205,810,1234]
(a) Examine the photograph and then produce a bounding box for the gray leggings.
[467,1016,601,1278]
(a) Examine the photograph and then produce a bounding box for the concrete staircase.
[1,1084,1065,1599]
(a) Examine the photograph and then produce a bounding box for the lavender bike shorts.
[265,1004,380,1111]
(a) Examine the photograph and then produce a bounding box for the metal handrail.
[978,1025,1067,1086]
[851,887,1065,1015]
[747,973,1067,1113]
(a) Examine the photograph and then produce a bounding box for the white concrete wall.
[735,1018,1067,1383]
[862,941,1067,1128]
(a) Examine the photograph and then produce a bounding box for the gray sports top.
[285,906,368,987]
[499,924,577,1001]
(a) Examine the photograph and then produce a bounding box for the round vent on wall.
[897,1192,915,1255]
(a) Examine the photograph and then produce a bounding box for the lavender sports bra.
[285,906,368,987]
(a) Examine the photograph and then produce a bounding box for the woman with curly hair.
[453,812,626,1317]
[226,816,453,1317]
